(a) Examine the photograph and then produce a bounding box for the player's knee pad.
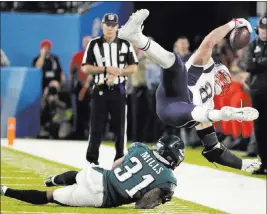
[202,143,242,169]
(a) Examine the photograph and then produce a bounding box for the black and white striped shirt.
[82,35,138,86]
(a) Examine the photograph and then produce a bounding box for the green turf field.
[1,146,226,214]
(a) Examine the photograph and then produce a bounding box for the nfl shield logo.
[108,14,115,20]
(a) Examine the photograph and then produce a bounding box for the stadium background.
[0,1,266,214]
[0,1,260,137]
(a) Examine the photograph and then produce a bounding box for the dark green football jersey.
[101,143,177,208]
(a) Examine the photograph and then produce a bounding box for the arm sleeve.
[127,42,139,65]
[82,40,95,66]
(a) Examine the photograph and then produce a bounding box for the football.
[229,26,251,50]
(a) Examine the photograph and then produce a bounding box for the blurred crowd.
[0,1,87,14]
[2,34,258,157]
[0,32,262,156]
[1,6,266,164]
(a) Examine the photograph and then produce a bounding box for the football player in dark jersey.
[1,135,184,209]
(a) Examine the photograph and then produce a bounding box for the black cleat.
[44,176,57,187]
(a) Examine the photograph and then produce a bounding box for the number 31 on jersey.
[114,157,155,198]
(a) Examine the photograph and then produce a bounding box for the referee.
[82,13,138,164]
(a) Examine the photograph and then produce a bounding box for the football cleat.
[1,185,7,196]
[242,159,262,173]
[118,9,149,42]
[44,176,57,187]
[220,106,259,121]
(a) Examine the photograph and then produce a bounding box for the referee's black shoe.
[88,160,99,165]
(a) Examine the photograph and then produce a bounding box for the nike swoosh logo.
[236,111,244,114]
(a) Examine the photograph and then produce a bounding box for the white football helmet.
[214,63,232,95]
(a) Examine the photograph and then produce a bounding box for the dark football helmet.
[153,135,185,169]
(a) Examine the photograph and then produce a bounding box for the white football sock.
[132,33,175,69]
[191,106,223,123]
[144,39,176,69]
[2,186,8,194]
[131,33,149,50]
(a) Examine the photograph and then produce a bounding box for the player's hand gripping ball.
[229,18,252,50]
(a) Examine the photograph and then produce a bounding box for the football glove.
[228,18,253,33]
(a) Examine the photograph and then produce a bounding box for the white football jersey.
[185,55,216,109]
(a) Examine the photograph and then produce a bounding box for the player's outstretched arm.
[135,188,163,209]
[192,18,252,66]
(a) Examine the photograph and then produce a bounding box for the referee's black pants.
[86,85,127,164]
[251,93,267,169]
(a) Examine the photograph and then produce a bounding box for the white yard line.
[1,170,35,173]
[1,211,85,214]
[1,184,45,186]
[1,138,266,214]
[1,177,41,179]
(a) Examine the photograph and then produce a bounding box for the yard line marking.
[1,177,41,179]
[1,212,84,214]
[1,170,34,173]
[1,184,44,187]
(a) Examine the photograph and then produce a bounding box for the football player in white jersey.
[118,9,261,172]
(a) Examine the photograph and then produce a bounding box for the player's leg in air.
[119,9,261,172]
[118,9,259,127]
[119,9,195,128]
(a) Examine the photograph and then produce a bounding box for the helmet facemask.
[214,64,232,96]
[153,139,185,170]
